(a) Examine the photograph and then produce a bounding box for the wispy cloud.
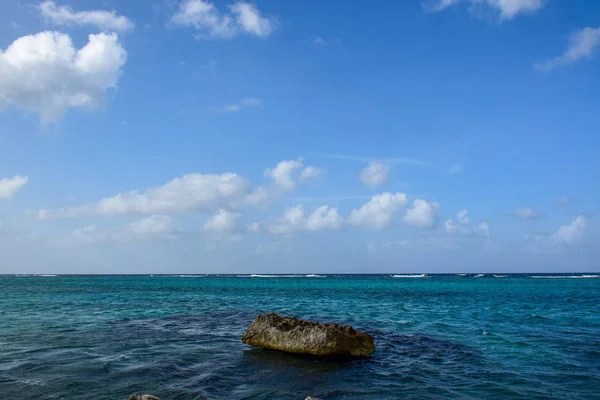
[211,97,262,114]
[38,1,135,32]
[535,27,600,71]
[424,0,546,20]
[446,164,464,175]
[293,195,371,203]
[171,0,276,40]
[199,59,218,74]
[558,196,571,206]
[312,36,340,46]
[310,153,433,167]
[515,208,542,220]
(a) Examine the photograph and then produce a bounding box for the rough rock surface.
[128,394,160,400]
[242,313,375,357]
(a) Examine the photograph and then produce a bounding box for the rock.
[242,313,375,357]
[128,394,160,400]
[305,397,321,400]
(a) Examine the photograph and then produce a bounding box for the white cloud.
[0,176,28,199]
[268,205,305,235]
[313,36,327,45]
[404,199,439,229]
[203,209,244,234]
[457,209,469,224]
[69,216,176,245]
[35,160,320,219]
[229,2,274,37]
[38,1,135,32]
[0,31,127,123]
[515,208,540,220]
[475,222,490,237]
[445,209,489,236]
[349,192,408,229]
[359,162,390,188]
[535,27,600,71]
[312,36,339,46]
[427,0,546,20]
[198,59,218,74]
[125,215,173,235]
[306,205,343,231]
[300,166,322,181]
[248,222,261,232]
[267,204,343,235]
[553,216,587,245]
[36,173,250,218]
[447,164,464,175]
[312,153,431,167]
[265,159,320,190]
[215,97,262,113]
[71,225,107,244]
[171,0,275,39]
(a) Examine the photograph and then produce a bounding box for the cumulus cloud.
[456,209,469,224]
[306,205,344,231]
[267,205,343,235]
[38,1,135,32]
[553,216,587,245]
[203,209,244,234]
[265,159,321,190]
[125,215,174,235]
[359,162,390,188]
[0,31,127,123]
[535,27,600,71]
[349,192,408,229]
[515,208,540,220]
[300,166,322,181]
[36,173,251,218]
[0,176,28,199]
[71,225,107,244]
[445,209,489,236]
[171,0,275,39]
[404,199,439,229]
[248,222,260,232]
[35,159,321,219]
[70,216,176,245]
[475,221,490,237]
[426,0,546,20]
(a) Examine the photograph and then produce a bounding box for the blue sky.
[0,0,598,274]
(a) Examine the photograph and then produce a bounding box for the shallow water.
[1,274,599,399]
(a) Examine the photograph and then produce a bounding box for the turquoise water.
[1,274,599,399]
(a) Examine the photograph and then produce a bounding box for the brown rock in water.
[242,313,375,357]
[128,394,160,400]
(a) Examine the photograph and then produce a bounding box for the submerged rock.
[242,313,375,357]
[128,394,160,400]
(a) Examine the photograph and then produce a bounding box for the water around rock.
[242,313,375,357]
[128,394,160,400]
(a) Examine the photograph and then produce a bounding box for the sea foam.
[530,275,599,279]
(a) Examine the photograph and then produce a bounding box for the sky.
[0,0,599,274]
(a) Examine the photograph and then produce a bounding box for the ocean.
[1,274,599,399]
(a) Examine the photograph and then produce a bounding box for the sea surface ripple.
[1,274,599,399]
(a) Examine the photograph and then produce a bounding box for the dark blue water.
[1,274,599,399]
